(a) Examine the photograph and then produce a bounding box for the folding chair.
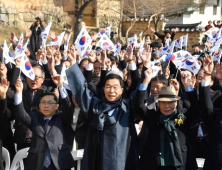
[196,158,205,170]
[10,147,29,170]
[2,147,10,170]
[71,149,84,170]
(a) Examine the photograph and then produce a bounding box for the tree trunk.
[117,0,125,44]
[142,14,156,35]
[73,0,92,43]
[125,0,136,42]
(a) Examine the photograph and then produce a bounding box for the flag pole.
[175,68,179,79]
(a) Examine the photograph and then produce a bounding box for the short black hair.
[192,44,199,48]
[121,45,127,51]
[103,74,124,88]
[32,63,45,78]
[164,30,171,34]
[109,56,119,65]
[79,58,88,67]
[150,42,161,48]
[40,92,58,103]
[145,34,151,38]
[151,75,168,87]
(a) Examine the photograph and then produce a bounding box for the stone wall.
[122,21,205,52]
[0,0,68,29]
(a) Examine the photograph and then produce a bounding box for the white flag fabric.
[83,45,92,58]
[95,25,111,38]
[204,27,219,39]
[151,65,162,77]
[139,31,143,37]
[213,49,222,61]
[13,33,24,57]
[20,53,35,80]
[96,33,116,52]
[61,64,70,90]
[127,34,137,49]
[46,31,65,47]
[182,35,188,47]
[3,40,15,64]
[14,40,29,60]
[180,59,201,75]
[165,38,170,47]
[139,38,145,52]
[159,50,192,62]
[115,42,122,56]
[64,34,71,50]
[175,36,183,49]
[159,41,175,55]
[41,22,52,48]
[75,26,92,55]
[208,35,222,53]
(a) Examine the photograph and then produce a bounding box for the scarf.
[88,97,123,170]
[158,109,183,167]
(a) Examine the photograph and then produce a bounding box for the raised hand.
[124,45,134,63]
[47,54,55,72]
[15,77,23,94]
[49,31,56,40]
[88,50,97,63]
[173,27,178,33]
[15,57,21,68]
[99,50,106,67]
[9,32,16,44]
[0,62,7,79]
[51,74,63,87]
[53,88,59,98]
[118,50,124,61]
[41,47,47,61]
[0,78,10,99]
[169,79,179,94]
[180,71,191,88]
[150,27,155,32]
[203,55,213,74]
[143,67,153,86]
[26,29,32,39]
[141,44,152,67]
[164,66,170,79]
[68,45,77,65]
[213,62,222,83]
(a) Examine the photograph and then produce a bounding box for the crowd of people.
[0,16,221,170]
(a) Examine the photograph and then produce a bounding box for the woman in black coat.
[29,17,44,54]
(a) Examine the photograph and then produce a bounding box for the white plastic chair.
[10,147,29,170]
[71,149,84,170]
[196,158,205,169]
[2,147,10,170]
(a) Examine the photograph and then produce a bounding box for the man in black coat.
[14,76,75,170]
[134,67,198,170]
[11,65,54,151]
[0,78,14,170]
[179,69,221,158]
[197,56,222,170]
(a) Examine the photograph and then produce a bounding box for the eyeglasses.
[39,101,57,106]
[105,86,120,91]
[35,75,43,80]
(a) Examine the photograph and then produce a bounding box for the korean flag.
[74,25,92,56]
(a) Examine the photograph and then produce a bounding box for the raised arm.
[66,47,94,117]
[0,78,10,115]
[14,77,32,129]
[199,56,215,126]
[134,68,153,124]
[51,74,73,127]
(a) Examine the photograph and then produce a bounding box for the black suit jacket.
[65,106,89,151]
[14,97,75,170]
[199,85,222,170]
[14,85,53,144]
[134,89,198,170]
[179,89,221,150]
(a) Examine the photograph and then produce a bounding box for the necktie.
[43,119,51,168]
[30,90,36,102]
